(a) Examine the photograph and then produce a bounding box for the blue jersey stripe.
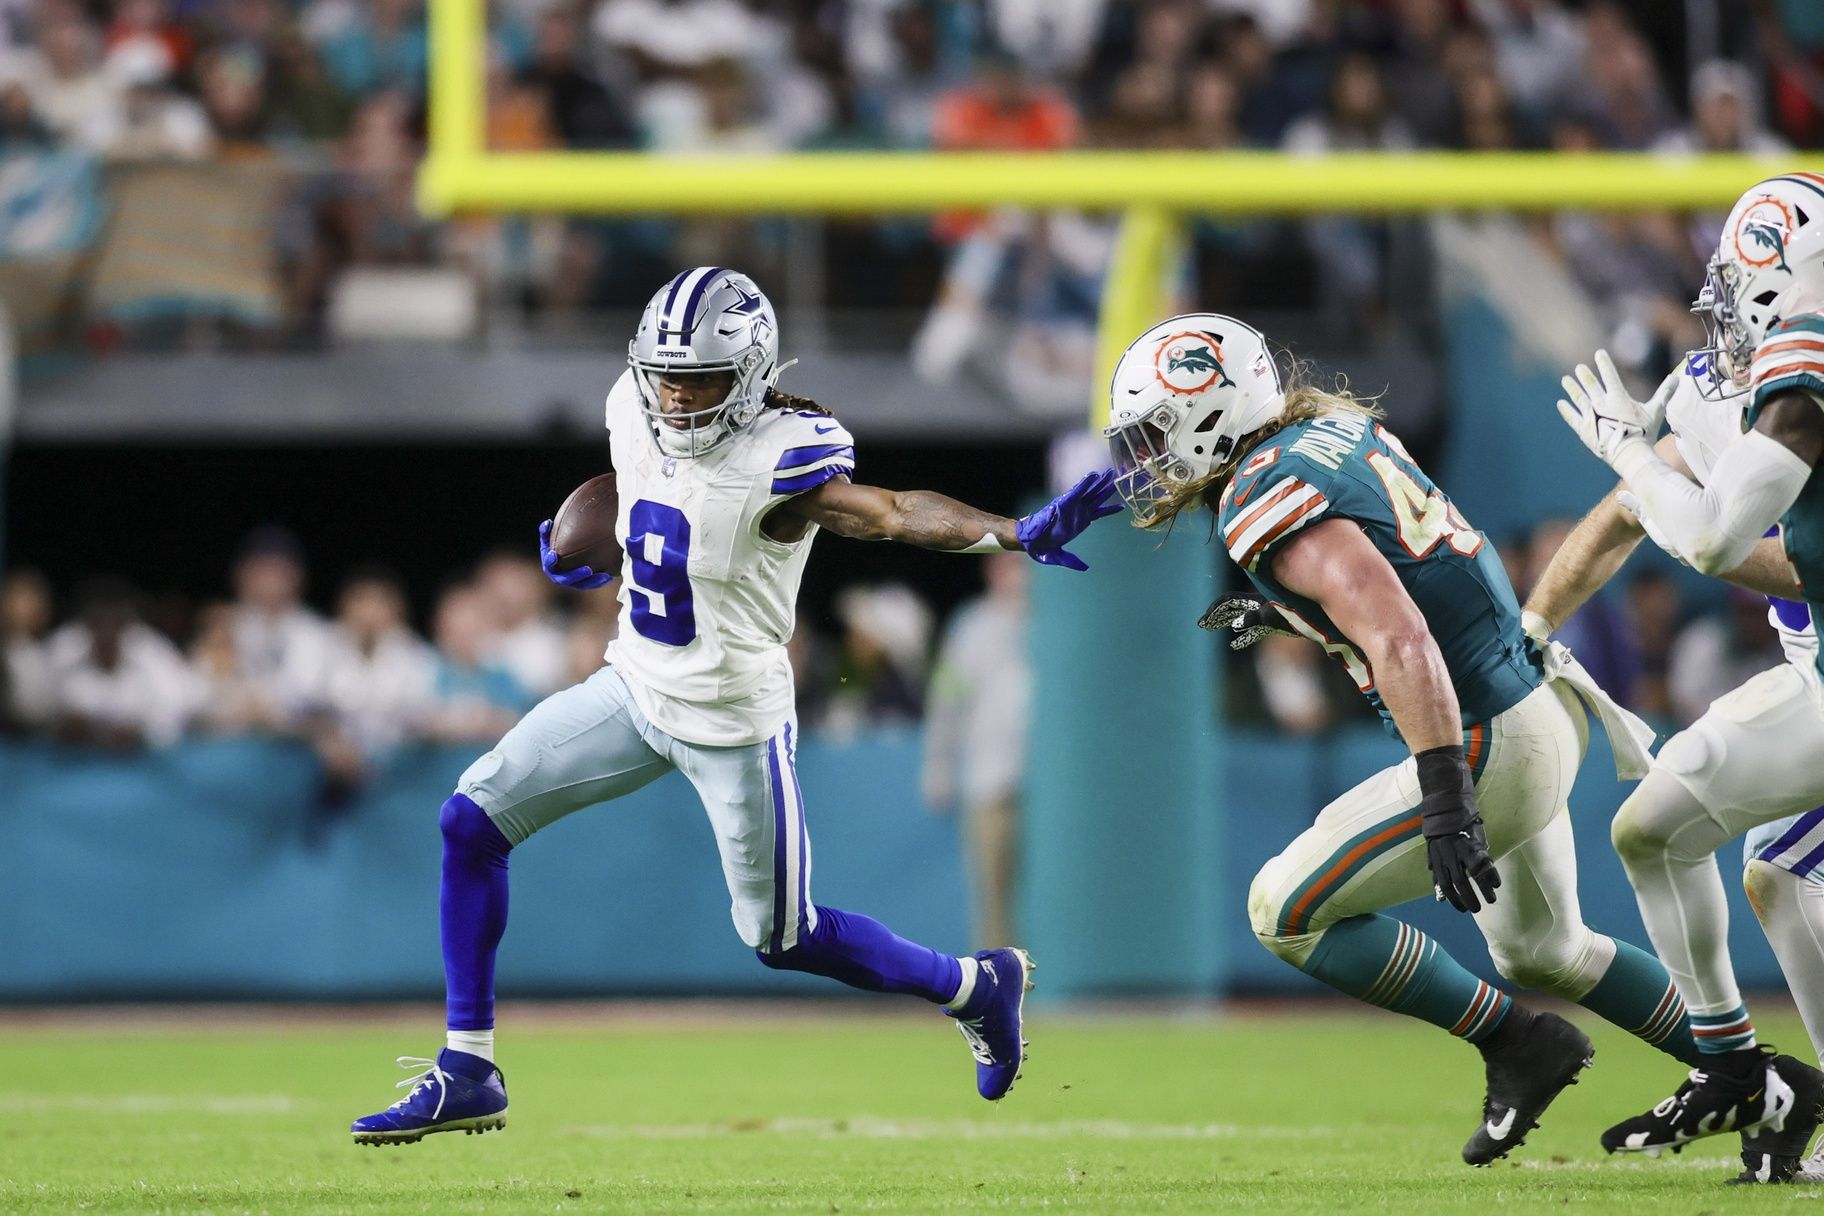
[1764,812,1820,860]
[1794,836,1824,878]
[772,463,853,495]
[776,443,855,470]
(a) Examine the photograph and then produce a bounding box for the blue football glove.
[1014,469,1123,572]
[538,519,615,590]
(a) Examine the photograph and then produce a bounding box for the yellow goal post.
[422,0,1800,425]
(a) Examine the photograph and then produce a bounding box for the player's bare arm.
[1271,518,1464,751]
[767,478,1018,550]
[1270,517,1500,914]
[767,468,1122,571]
[1523,473,1652,638]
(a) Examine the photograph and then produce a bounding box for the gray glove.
[1198,595,1297,651]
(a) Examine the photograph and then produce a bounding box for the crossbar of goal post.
[423,0,1790,423]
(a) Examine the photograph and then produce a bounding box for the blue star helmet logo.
[725,284,766,317]
[717,283,768,337]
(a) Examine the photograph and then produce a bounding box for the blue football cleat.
[350,1049,508,1145]
[947,947,1034,1101]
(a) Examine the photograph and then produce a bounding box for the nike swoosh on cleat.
[813,423,840,434]
[1485,1108,1518,1141]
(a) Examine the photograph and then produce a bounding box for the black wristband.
[1414,744,1475,828]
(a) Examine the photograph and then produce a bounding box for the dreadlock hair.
[763,387,835,417]
[1133,360,1384,535]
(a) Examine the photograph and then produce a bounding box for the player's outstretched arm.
[1523,431,1695,637]
[1523,485,1647,639]
[771,470,1121,570]
[1271,519,1499,913]
[1558,352,1821,576]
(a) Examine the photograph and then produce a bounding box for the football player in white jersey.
[1528,342,1824,1182]
[350,267,1120,1144]
[1556,173,1824,1168]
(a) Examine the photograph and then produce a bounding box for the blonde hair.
[1133,370,1385,534]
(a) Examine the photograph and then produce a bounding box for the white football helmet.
[1693,174,1824,398]
[1103,313,1286,515]
[629,267,784,457]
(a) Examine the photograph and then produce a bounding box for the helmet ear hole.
[1754,290,1779,306]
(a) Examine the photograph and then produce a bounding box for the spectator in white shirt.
[300,569,434,792]
[230,527,332,730]
[47,578,196,750]
[2,568,56,734]
[189,601,269,735]
[922,552,1030,947]
[474,550,567,698]
[3,8,125,151]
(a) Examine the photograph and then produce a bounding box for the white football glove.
[1616,490,1689,568]
[1555,350,1678,471]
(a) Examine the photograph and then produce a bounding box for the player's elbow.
[1688,534,1741,578]
[1362,620,1436,673]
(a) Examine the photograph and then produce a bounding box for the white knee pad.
[1612,773,1718,867]
[1487,925,1607,998]
[1248,867,1324,967]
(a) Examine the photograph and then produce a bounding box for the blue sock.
[440,793,513,1031]
[757,905,962,1003]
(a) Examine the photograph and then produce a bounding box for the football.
[548,472,623,575]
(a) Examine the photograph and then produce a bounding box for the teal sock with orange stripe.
[1303,913,1513,1043]
[1577,938,1700,1065]
[1690,1004,1757,1055]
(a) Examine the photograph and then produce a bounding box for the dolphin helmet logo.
[1734,197,1795,272]
[1154,332,1237,393]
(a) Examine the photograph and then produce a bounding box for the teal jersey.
[1745,311,1824,680]
[1216,412,1542,734]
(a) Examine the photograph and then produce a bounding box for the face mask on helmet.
[1107,406,1199,515]
[629,267,782,457]
[1690,261,1761,401]
[643,368,743,455]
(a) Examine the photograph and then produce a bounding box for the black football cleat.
[1730,1055,1824,1184]
[1602,1048,1795,1158]
[1462,1011,1595,1166]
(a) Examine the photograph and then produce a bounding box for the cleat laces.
[954,1019,995,1065]
[388,1056,452,1121]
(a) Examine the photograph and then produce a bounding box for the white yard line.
[558,1117,1338,1141]
[0,1093,307,1114]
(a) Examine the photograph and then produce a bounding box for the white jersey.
[601,370,856,746]
[1665,352,1817,667]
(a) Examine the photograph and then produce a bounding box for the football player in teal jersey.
[1105,313,1693,1166]
[1558,173,1824,1161]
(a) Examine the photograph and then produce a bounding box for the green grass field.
[4,1003,1818,1214]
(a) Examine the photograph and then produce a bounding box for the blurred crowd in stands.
[0,0,1816,367]
[0,527,1026,758]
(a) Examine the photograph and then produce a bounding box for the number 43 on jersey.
[1366,446,1483,559]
